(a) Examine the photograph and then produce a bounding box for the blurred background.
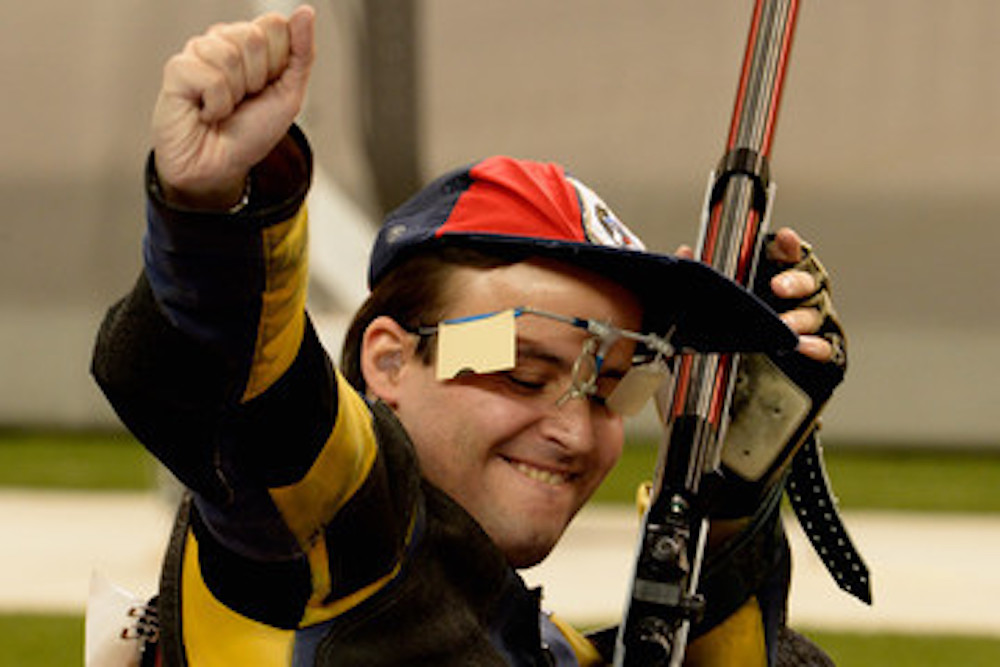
[2,1,999,664]
[3,0,999,446]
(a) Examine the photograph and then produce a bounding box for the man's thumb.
[287,5,316,78]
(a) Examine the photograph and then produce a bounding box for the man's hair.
[340,247,516,392]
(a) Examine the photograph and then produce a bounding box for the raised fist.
[151,5,316,209]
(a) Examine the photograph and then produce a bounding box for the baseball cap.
[368,156,795,353]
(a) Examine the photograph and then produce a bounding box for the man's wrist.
[152,172,251,213]
[225,177,252,214]
[146,126,312,218]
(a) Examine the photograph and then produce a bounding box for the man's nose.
[541,392,597,454]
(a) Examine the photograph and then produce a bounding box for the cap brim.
[433,233,797,354]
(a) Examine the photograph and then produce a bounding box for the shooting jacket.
[91,127,597,666]
[92,127,832,666]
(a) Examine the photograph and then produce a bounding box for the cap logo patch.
[569,177,646,251]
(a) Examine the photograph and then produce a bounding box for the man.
[92,6,846,665]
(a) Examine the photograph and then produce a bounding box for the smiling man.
[91,6,846,666]
[365,259,644,570]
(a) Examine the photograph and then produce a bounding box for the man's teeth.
[513,461,569,486]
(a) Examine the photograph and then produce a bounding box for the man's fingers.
[765,227,804,264]
[254,12,292,83]
[161,51,231,123]
[183,9,312,120]
[286,5,317,80]
[241,22,271,93]
[178,21,267,120]
[229,7,314,99]
[796,335,834,363]
[202,24,256,99]
[200,19,271,95]
[757,227,847,370]
[770,268,817,300]
[190,34,245,119]
[780,307,823,336]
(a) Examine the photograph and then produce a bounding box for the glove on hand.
[751,235,847,402]
[719,234,847,490]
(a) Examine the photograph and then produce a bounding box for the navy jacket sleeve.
[92,128,417,634]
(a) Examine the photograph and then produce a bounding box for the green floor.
[3,431,999,665]
[4,430,1000,513]
[0,615,84,667]
[2,614,999,667]
[598,437,1000,513]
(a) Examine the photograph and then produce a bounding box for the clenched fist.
[152,5,316,210]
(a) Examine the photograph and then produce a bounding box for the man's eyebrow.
[515,340,631,379]
[515,341,572,372]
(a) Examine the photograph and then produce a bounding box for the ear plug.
[377,352,402,373]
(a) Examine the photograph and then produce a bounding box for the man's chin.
[495,526,566,569]
[507,548,551,570]
[472,489,582,568]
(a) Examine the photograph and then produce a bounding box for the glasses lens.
[605,358,672,416]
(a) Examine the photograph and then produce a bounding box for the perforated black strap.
[787,435,872,604]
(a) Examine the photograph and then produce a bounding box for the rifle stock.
[613,2,800,664]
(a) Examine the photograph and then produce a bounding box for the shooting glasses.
[412,307,676,416]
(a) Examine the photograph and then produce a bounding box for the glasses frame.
[413,306,676,412]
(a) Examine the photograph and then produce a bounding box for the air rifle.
[613,2,802,664]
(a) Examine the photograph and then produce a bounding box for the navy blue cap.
[369,156,795,353]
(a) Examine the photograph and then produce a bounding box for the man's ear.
[360,316,416,406]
